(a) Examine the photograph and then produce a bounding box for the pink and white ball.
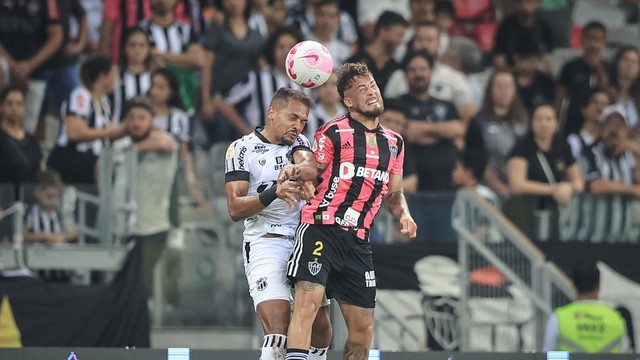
[285,40,334,89]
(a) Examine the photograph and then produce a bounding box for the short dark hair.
[435,0,455,17]
[582,21,607,37]
[315,0,339,11]
[582,88,610,109]
[571,258,600,294]
[80,56,113,90]
[402,50,435,71]
[269,87,314,109]
[374,11,409,37]
[458,149,487,181]
[123,96,155,118]
[36,169,64,191]
[336,62,373,99]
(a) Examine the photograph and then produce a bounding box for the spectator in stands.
[507,104,584,207]
[243,26,305,131]
[385,22,477,121]
[112,28,153,122]
[492,0,554,70]
[308,72,346,138]
[452,150,498,204]
[24,169,77,282]
[608,46,640,137]
[99,0,197,62]
[309,0,352,68]
[42,0,87,116]
[468,70,529,198]
[380,101,418,194]
[567,89,609,161]
[347,11,408,93]
[442,36,488,109]
[115,96,177,293]
[393,50,462,191]
[200,0,264,143]
[0,0,63,136]
[356,0,411,45]
[0,86,43,193]
[513,39,555,114]
[543,258,627,353]
[48,56,126,185]
[248,0,288,39]
[555,21,608,137]
[392,0,439,62]
[581,108,640,197]
[287,0,359,54]
[149,68,204,203]
[139,0,211,116]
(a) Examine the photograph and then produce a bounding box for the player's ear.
[342,96,352,108]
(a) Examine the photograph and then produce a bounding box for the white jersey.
[224,129,311,240]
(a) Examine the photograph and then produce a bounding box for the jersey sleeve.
[66,88,92,119]
[313,127,334,165]
[390,135,405,176]
[224,139,250,183]
[292,134,311,152]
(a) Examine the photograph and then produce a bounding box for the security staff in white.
[224,88,332,360]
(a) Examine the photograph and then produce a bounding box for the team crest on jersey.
[258,159,266,166]
[435,104,448,119]
[225,146,235,160]
[389,145,398,159]
[256,277,267,291]
[366,134,377,147]
[308,260,322,276]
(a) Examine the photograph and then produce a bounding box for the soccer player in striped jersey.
[225,88,332,360]
[285,63,417,360]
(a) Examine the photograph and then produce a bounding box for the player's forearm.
[294,162,318,182]
[227,196,266,221]
[384,190,411,220]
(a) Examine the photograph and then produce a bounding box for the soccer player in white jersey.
[224,88,332,360]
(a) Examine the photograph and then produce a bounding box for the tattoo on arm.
[385,191,410,219]
[297,280,323,292]
[344,341,368,360]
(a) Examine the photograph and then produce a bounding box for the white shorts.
[243,235,331,310]
[243,236,294,309]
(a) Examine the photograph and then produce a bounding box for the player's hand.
[278,165,301,182]
[399,214,417,238]
[275,180,300,207]
[297,180,316,201]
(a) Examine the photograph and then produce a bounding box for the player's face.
[125,32,150,67]
[406,56,431,94]
[0,90,26,123]
[125,107,155,141]
[269,99,309,145]
[343,75,384,118]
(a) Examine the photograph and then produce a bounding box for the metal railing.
[452,189,575,351]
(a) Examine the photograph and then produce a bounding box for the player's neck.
[350,112,379,130]
[259,126,278,144]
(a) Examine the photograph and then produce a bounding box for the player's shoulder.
[292,133,311,148]
[316,114,349,134]
[380,124,404,143]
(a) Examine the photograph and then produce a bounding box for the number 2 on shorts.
[312,240,324,257]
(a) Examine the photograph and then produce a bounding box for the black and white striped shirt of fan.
[112,70,152,123]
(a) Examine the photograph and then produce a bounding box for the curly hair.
[335,62,373,99]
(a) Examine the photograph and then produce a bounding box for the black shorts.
[287,223,376,308]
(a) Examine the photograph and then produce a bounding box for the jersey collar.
[254,127,272,144]
[347,113,381,133]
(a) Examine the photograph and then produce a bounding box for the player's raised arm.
[384,174,417,238]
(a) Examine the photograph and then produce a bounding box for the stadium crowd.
[2,0,640,246]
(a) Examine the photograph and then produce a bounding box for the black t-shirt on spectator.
[347,51,400,93]
[0,128,43,185]
[507,136,575,184]
[559,57,606,136]
[518,72,556,114]
[47,0,85,69]
[0,0,61,79]
[493,16,554,66]
[394,94,460,191]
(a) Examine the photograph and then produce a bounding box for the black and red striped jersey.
[301,114,405,241]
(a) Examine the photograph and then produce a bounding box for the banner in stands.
[373,243,640,352]
[0,244,150,347]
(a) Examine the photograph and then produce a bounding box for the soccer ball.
[285,40,334,89]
